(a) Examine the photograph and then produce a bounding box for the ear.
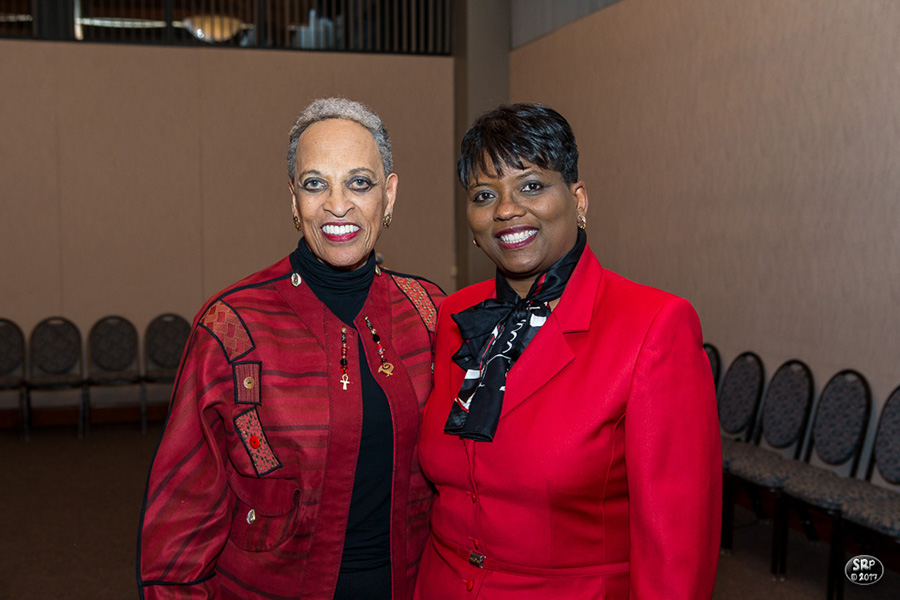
[288,181,300,219]
[571,181,589,217]
[384,172,399,219]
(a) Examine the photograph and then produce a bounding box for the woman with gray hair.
[138,98,445,600]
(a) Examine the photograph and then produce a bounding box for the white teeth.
[322,224,360,235]
[499,229,537,244]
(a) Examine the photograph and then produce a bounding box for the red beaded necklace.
[338,317,394,391]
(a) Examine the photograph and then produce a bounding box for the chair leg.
[771,490,788,577]
[79,386,89,438]
[797,503,818,541]
[827,513,844,600]
[748,487,768,519]
[20,387,30,441]
[140,384,148,434]
[721,472,734,552]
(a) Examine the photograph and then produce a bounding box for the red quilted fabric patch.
[235,409,282,476]
[393,276,437,332]
[201,301,253,360]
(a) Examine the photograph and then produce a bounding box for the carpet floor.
[1,423,896,599]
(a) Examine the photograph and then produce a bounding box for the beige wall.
[511,0,900,425]
[0,40,455,341]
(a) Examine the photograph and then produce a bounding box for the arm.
[138,326,233,600]
[625,298,721,599]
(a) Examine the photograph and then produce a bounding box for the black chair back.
[868,385,900,487]
[757,360,814,460]
[89,315,139,378]
[718,351,765,442]
[29,317,83,379]
[703,343,720,391]
[0,318,25,384]
[144,313,190,381]
[805,370,871,478]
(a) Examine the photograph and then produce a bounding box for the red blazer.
[414,247,721,599]
[138,256,444,599]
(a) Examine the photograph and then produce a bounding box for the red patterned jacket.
[138,256,445,599]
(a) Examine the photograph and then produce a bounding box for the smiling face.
[467,161,588,297]
[290,118,397,270]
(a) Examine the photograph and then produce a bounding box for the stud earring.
[293,215,302,231]
[472,238,479,247]
[382,213,392,228]
[577,214,587,230]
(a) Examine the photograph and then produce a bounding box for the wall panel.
[511,0,900,421]
[0,40,454,342]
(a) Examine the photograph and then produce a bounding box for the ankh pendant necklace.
[338,317,394,392]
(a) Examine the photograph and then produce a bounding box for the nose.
[323,186,353,217]
[493,191,523,221]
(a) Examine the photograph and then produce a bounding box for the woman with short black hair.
[415,103,721,599]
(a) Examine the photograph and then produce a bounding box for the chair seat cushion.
[89,371,142,386]
[143,368,177,383]
[28,374,83,389]
[783,465,888,511]
[727,448,804,488]
[722,438,757,470]
[843,491,900,537]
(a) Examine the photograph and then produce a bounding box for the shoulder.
[190,256,294,362]
[383,269,448,335]
[384,269,447,302]
[596,267,702,339]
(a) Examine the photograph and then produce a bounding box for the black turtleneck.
[290,239,393,599]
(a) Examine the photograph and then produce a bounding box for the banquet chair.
[774,370,871,595]
[86,315,142,433]
[141,313,190,430]
[27,317,87,437]
[0,318,28,438]
[721,360,814,562]
[799,383,899,599]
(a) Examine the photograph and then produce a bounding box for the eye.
[302,178,326,192]
[471,190,494,204]
[522,181,544,193]
[348,177,374,192]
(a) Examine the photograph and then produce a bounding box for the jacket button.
[466,580,474,591]
[243,376,254,389]
[470,492,477,503]
[246,509,256,524]
[249,435,261,449]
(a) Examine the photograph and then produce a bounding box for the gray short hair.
[286,97,393,181]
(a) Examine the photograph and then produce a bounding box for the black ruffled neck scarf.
[444,229,587,441]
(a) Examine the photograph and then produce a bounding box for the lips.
[496,227,537,249]
[321,222,361,242]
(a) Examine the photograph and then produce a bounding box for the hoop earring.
[577,214,587,230]
[472,238,479,247]
[382,213,392,228]
[293,215,302,231]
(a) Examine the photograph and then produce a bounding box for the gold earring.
[293,215,302,231]
[577,214,587,230]
[382,213,392,228]
[472,238,479,247]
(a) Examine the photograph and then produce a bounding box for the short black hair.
[457,103,579,187]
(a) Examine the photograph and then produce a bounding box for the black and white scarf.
[444,230,586,441]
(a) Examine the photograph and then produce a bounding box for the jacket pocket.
[228,472,300,552]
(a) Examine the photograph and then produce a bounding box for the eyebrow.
[469,168,539,189]
[298,167,379,180]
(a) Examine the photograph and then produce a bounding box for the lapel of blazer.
[499,248,603,419]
